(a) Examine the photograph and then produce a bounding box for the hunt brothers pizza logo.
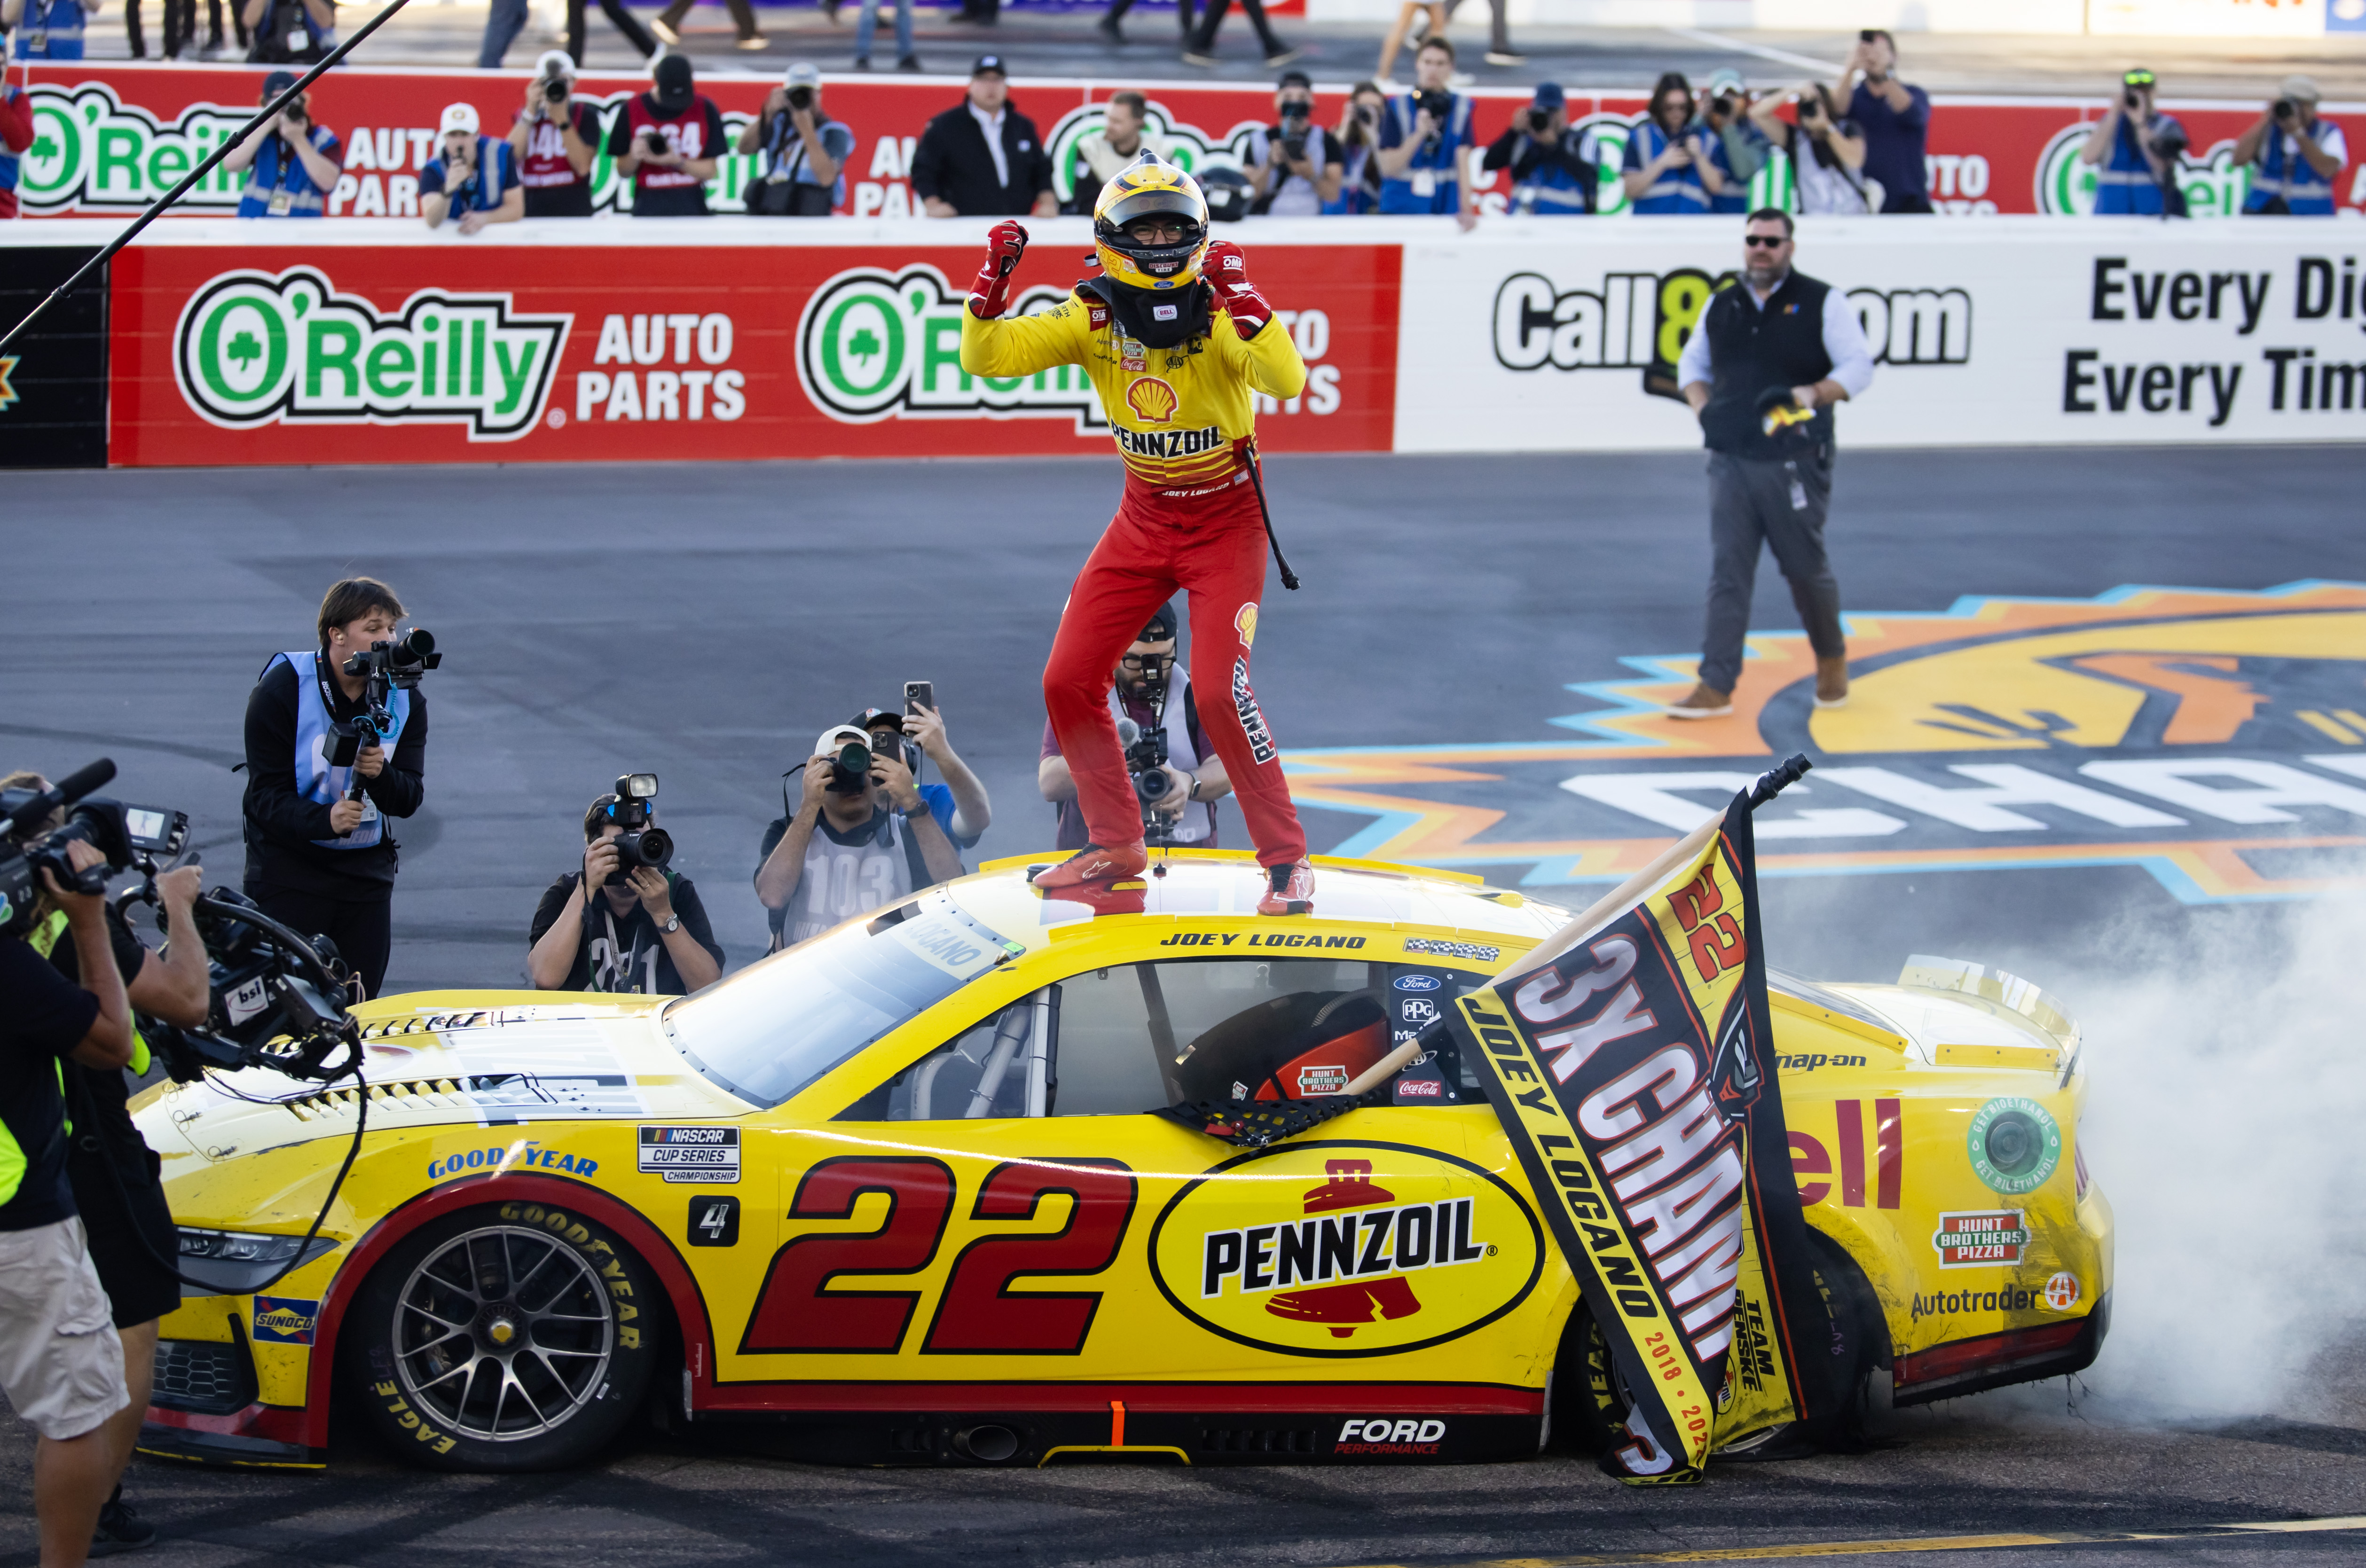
[173,267,568,440]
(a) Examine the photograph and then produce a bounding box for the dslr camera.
[1279,102,1310,162]
[593,773,673,870]
[0,759,188,934]
[542,74,570,102]
[330,628,438,773]
[786,84,814,112]
[2273,96,2301,124]
[1114,717,1176,818]
[1417,87,1454,125]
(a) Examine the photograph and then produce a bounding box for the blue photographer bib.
[268,649,409,851]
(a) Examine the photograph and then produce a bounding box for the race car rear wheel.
[345,1203,660,1472]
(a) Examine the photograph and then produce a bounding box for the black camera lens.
[786,85,813,109]
[544,77,568,100]
[1527,109,1550,132]
[1133,765,1172,805]
[614,827,673,870]
[829,741,873,792]
[2273,96,2297,119]
[2124,89,2141,110]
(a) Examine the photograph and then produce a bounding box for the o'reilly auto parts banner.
[13,64,2361,221]
[107,229,1397,465]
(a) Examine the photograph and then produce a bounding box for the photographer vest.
[1380,91,1470,215]
[2092,112,2181,216]
[2247,119,2342,215]
[783,810,930,948]
[1626,118,1720,214]
[1509,130,1595,216]
[269,649,411,851]
[1698,271,1837,461]
[236,125,339,218]
[10,0,86,58]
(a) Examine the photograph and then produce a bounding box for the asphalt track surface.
[0,447,2362,1565]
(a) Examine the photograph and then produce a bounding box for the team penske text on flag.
[1449,786,1842,1484]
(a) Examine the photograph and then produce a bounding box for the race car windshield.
[660,894,1014,1109]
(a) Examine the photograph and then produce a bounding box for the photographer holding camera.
[1247,71,1344,217]
[1748,80,1877,215]
[507,52,600,218]
[1622,71,1730,215]
[1327,81,1387,214]
[0,826,135,1567]
[1481,82,1597,217]
[420,102,523,234]
[737,63,853,218]
[1039,603,1230,852]
[2082,68,2186,217]
[242,578,428,1000]
[222,69,343,219]
[755,716,976,950]
[1375,38,1475,225]
[2236,76,2345,216]
[529,783,723,995]
[608,54,726,218]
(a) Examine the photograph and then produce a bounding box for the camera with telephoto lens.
[1417,88,1454,123]
[543,75,569,102]
[2274,96,2299,122]
[827,741,873,793]
[642,129,668,156]
[786,85,814,111]
[1526,107,1552,134]
[2124,88,2143,111]
[330,628,439,773]
[594,773,672,870]
[0,760,186,935]
[1114,717,1174,815]
[1279,102,1309,160]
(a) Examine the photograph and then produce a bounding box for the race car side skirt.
[136,1403,321,1469]
[1890,1294,2109,1407]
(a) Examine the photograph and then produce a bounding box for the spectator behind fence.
[223,70,343,219]
[912,56,1057,218]
[1067,91,1167,214]
[1039,603,1232,851]
[1,78,31,217]
[739,62,852,216]
[755,715,983,950]
[529,792,724,995]
[241,0,327,62]
[1183,0,1294,73]
[2237,75,2345,215]
[1376,38,1475,225]
[5,0,97,58]
[1623,71,1729,214]
[2082,68,2185,216]
[610,54,724,217]
[421,103,523,234]
[509,50,599,217]
[1750,81,1878,215]
[1249,71,1343,216]
[1843,29,1930,212]
[1481,81,1596,216]
[1704,68,1768,191]
[1330,79,1386,214]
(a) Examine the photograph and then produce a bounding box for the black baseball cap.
[1138,602,1178,643]
[260,69,301,102]
[850,706,907,736]
[1277,69,1312,91]
[972,54,1007,77]
[653,53,695,111]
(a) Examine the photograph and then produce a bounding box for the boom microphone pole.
[1242,436,1300,592]
[0,0,415,358]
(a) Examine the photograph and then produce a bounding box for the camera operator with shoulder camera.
[421,102,523,234]
[2,772,207,1557]
[1481,82,1597,217]
[2082,67,2186,216]
[755,716,976,950]
[508,51,600,217]
[1248,72,1343,217]
[222,70,343,218]
[242,577,430,1000]
[737,63,853,218]
[529,781,723,995]
[2236,75,2345,215]
[1039,603,1230,852]
[0,812,136,1567]
[1375,38,1476,227]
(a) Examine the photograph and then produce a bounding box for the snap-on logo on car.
[1147,1141,1542,1359]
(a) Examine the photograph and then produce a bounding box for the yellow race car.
[134,851,2110,1473]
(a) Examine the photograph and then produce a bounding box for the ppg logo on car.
[1393,974,1441,992]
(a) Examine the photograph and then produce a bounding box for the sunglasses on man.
[1744,233,1789,248]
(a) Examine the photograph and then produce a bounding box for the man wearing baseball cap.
[421,102,523,233]
[738,61,855,216]
[911,56,1057,218]
[1479,82,1599,216]
[1701,67,1769,199]
[222,69,343,218]
[508,50,601,217]
[608,52,727,217]
[2237,75,2346,216]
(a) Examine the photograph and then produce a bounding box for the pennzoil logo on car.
[1148,1141,1541,1359]
[639,1125,741,1184]
[1930,1209,2031,1268]
[252,1295,320,1345]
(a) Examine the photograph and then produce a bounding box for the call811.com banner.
[106,237,1399,466]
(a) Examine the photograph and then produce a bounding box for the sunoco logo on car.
[1147,1141,1542,1359]
[173,267,569,440]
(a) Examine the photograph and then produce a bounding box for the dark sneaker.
[896,52,922,69]
[1029,841,1148,892]
[1257,859,1315,916]
[91,1490,156,1556]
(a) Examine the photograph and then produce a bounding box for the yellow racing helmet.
[1093,150,1211,292]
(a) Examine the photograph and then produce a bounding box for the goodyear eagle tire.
[346,1201,659,1472]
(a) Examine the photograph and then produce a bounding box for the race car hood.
[134,991,752,1166]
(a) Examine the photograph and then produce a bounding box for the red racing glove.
[967,220,1029,319]
[1201,240,1274,338]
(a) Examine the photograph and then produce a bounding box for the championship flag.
[1447,757,1846,1485]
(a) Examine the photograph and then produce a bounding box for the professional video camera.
[137,887,359,1085]
[590,773,673,870]
[329,627,439,789]
[0,759,187,936]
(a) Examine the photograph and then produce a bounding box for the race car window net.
[661,892,1015,1109]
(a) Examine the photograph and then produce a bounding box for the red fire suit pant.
[1044,471,1307,868]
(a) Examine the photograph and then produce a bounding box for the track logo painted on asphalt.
[1286,582,2366,903]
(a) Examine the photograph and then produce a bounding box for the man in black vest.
[912,56,1057,219]
[1668,208,1874,719]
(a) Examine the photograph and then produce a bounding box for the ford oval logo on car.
[1393,974,1441,992]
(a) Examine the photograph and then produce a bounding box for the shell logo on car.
[1148,1142,1545,1358]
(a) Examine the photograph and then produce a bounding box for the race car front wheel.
[345,1203,660,1472]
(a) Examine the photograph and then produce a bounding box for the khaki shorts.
[0,1216,130,1441]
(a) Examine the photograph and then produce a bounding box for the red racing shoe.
[1030,841,1148,893]
[1257,859,1316,916]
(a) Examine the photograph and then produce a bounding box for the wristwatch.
[659,914,681,934]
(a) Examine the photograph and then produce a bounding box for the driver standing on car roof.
[961,152,1318,917]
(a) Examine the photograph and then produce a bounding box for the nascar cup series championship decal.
[1965,1097,2061,1197]
[1447,787,1844,1486]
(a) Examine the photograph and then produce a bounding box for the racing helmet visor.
[1099,185,1206,239]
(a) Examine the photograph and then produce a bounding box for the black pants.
[251,883,393,999]
[566,0,656,62]
[656,0,758,36]
[1699,448,1844,694]
[1106,0,1193,37]
[1189,0,1282,55]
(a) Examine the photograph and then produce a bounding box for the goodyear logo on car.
[251,1295,319,1345]
[1147,1142,1542,1358]
[173,267,569,440]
